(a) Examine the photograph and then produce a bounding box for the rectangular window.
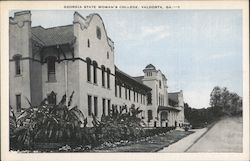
[125,88,127,100]
[94,96,98,116]
[137,92,138,102]
[119,86,122,98]
[148,110,153,121]
[47,57,56,82]
[129,89,131,100]
[15,59,21,75]
[88,95,92,116]
[134,91,136,102]
[115,84,117,97]
[102,98,106,116]
[107,100,111,115]
[16,94,21,112]
[141,94,143,103]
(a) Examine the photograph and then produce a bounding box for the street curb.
[183,121,218,152]
[153,130,194,152]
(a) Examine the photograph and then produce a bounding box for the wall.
[9,11,32,112]
[74,12,115,126]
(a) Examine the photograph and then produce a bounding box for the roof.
[133,76,144,84]
[157,106,181,112]
[145,64,156,69]
[31,25,75,47]
[115,67,151,92]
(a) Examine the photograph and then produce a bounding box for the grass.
[91,130,194,152]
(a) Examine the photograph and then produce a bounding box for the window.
[137,92,138,102]
[115,83,117,97]
[87,39,90,48]
[159,80,162,89]
[47,56,56,82]
[141,94,143,103]
[148,110,153,121]
[134,91,136,102]
[48,91,56,105]
[125,88,127,100]
[93,61,98,84]
[102,98,106,116]
[94,96,98,116]
[107,68,110,89]
[101,65,105,87]
[13,55,21,75]
[129,89,131,100]
[107,100,111,115]
[16,94,21,112]
[86,58,91,82]
[107,52,109,59]
[96,26,101,39]
[88,95,92,116]
[147,92,152,105]
[119,86,122,98]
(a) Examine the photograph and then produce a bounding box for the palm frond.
[68,91,75,107]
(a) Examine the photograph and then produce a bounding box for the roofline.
[32,24,73,30]
[115,68,151,91]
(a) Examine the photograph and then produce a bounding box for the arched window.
[106,68,110,89]
[86,58,91,82]
[48,91,56,105]
[13,54,22,75]
[101,65,105,87]
[93,61,98,84]
[47,56,56,82]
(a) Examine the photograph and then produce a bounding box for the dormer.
[143,64,156,78]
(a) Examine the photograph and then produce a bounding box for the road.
[158,116,243,153]
[187,116,243,152]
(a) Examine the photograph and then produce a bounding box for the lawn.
[91,130,194,152]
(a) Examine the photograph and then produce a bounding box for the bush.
[10,91,86,150]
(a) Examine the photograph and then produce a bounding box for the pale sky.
[10,10,243,109]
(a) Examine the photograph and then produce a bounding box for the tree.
[210,86,242,116]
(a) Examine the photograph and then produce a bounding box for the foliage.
[10,91,86,149]
[91,104,146,144]
[185,86,242,128]
[210,86,242,116]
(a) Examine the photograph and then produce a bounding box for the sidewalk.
[158,128,208,152]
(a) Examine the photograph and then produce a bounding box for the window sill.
[46,80,57,83]
[15,74,22,77]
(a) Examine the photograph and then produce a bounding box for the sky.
[10,10,243,108]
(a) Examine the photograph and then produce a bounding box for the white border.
[1,1,249,161]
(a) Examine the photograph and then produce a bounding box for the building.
[9,11,184,127]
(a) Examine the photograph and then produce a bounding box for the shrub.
[10,91,86,150]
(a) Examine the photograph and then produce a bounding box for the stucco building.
[9,11,184,127]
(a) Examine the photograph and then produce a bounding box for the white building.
[9,11,185,127]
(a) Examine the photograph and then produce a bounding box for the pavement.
[158,128,208,152]
[187,117,242,152]
[158,116,243,153]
